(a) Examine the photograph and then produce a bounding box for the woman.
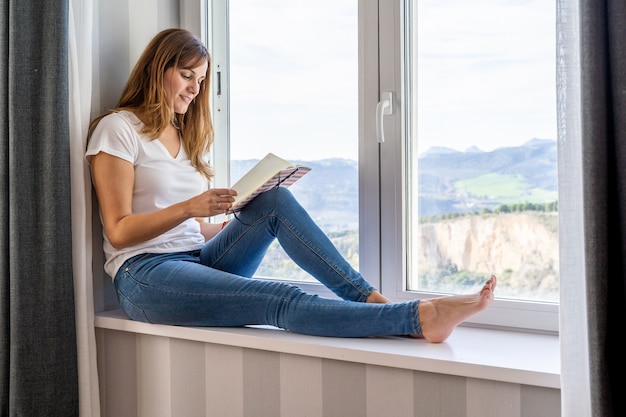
[86,28,496,343]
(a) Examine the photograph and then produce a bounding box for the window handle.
[376,92,393,143]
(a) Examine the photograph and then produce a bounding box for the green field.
[454,173,557,204]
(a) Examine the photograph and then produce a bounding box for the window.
[207,0,360,289]
[379,0,558,331]
[204,0,559,332]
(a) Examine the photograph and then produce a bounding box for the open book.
[228,153,311,213]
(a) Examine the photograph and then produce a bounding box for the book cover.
[228,153,311,213]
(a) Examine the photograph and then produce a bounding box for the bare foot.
[366,290,392,304]
[416,275,497,343]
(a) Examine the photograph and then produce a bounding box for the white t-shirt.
[85,110,208,278]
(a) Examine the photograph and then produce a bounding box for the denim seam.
[209,215,270,267]
[277,216,371,301]
[117,271,152,322]
[125,261,294,302]
[211,212,370,301]
[413,300,422,335]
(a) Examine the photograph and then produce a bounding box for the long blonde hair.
[88,28,214,180]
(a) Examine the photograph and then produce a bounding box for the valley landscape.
[231,138,559,301]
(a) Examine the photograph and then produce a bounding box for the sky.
[226,0,556,161]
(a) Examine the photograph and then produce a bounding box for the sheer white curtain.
[558,0,626,415]
[69,0,100,416]
[557,0,592,415]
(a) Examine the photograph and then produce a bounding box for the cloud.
[226,0,556,160]
[415,0,557,153]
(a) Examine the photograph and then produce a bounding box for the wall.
[91,1,561,416]
[92,0,181,114]
[91,0,182,312]
[96,328,561,417]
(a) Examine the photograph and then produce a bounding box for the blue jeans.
[114,187,421,337]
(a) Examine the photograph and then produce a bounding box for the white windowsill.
[94,309,560,389]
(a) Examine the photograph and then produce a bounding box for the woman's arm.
[196,218,228,242]
[90,151,235,249]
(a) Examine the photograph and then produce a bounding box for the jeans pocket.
[117,289,151,323]
[123,253,154,273]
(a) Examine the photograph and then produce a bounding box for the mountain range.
[417,138,557,216]
[230,138,558,230]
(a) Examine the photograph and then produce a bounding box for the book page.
[230,153,293,202]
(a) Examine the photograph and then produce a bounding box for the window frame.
[378,0,559,333]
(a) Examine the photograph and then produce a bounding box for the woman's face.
[163,60,208,114]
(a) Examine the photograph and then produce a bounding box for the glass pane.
[407,0,558,302]
[228,0,359,282]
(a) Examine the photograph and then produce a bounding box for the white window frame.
[195,0,382,299]
[377,0,559,333]
[189,0,559,334]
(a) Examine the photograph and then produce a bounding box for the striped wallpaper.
[96,328,560,417]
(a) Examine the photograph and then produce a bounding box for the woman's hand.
[186,188,237,217]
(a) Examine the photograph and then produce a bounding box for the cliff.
[418,212,559,301]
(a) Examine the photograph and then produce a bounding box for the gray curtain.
[560,0,626,415]
[581,1,626,415]
[0,1,78,416]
